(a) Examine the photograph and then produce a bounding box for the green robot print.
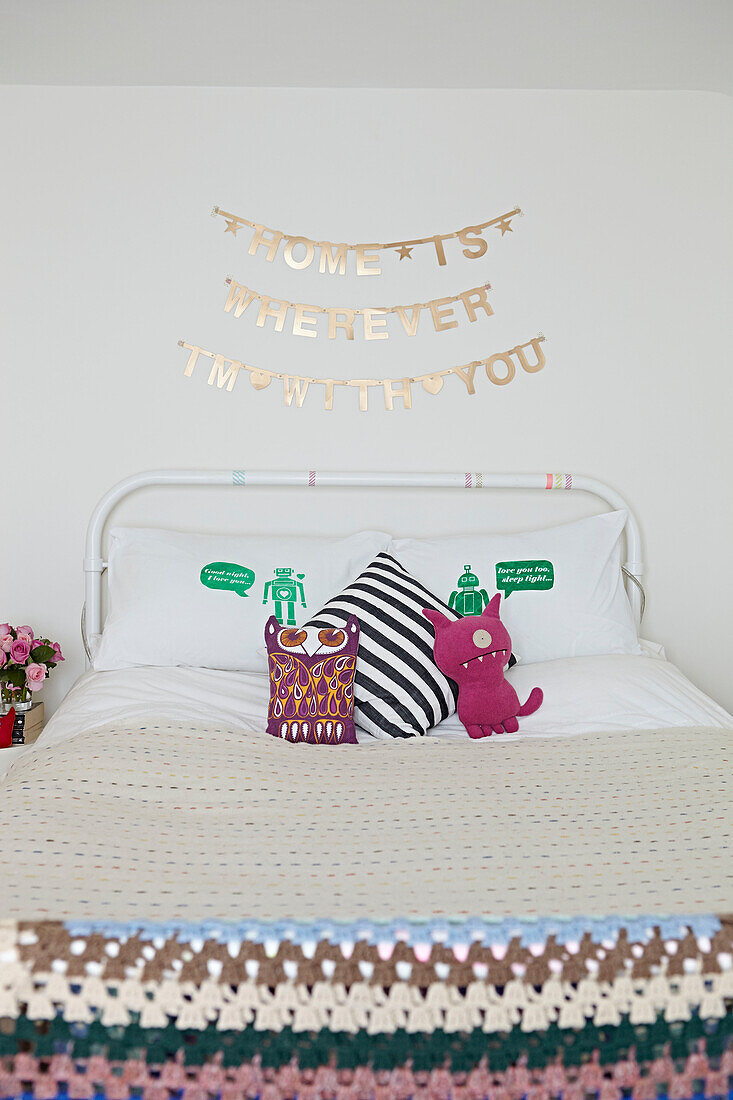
[262,567,307,626]
[448,565,490,617]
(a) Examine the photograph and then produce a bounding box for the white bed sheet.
[434,651,732,738]
[31,649,731,756]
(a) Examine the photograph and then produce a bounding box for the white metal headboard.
[83,470,645,657]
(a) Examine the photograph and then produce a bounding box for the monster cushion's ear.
[484,593,501,616]
[422,608,451,632]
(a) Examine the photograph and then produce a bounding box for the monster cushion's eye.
[472,629,492,649]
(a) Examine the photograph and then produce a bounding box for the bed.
[0,469,731,1099]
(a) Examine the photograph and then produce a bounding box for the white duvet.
[35,648,732,752]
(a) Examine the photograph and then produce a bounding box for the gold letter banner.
[212,205,521,276]
[223,278,495,340]
[178,336,546,412]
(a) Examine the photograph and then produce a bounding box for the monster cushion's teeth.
[477,655,483,663]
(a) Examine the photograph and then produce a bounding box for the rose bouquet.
[0,625,64,706]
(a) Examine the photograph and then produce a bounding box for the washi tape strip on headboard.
[546,473,573,489]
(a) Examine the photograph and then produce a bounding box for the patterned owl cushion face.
[264,615,360,744]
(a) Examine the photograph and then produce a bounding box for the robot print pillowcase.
[93,527,390,674]
[392,511,642,665]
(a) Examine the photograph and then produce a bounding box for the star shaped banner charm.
[395,243,414,260]
[224,218,242,236]
[496,218,514,236]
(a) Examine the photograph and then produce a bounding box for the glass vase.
[1,683,32,711]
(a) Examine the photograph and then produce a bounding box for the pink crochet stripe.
[308,470,316,487]
[2,1048,726,1098]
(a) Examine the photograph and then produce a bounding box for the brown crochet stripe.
[14,918,733,988]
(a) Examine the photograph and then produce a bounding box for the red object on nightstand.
[0,707,14,748]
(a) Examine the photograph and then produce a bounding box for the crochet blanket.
[0,722,731,1091]
[0,916,731,1093]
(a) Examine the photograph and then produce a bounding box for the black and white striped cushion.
[306,552,461,739]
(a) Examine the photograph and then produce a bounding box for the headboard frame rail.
[83,470,644,657]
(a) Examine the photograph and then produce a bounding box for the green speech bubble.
[200,561,255,597]
[495,559,554,598]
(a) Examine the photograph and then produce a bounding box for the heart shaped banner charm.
[422,374,444,395]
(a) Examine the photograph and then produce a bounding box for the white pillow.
[430,653,732,739]
[94,527,391,672]
[392,511,641,665]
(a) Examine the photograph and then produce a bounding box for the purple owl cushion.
[264,614,360,744]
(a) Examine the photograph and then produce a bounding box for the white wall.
[2,0,732,94]
[1,87,731,713]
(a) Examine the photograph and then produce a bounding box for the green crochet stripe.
[1,1012,731,1073]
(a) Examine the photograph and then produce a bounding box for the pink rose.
[25,663,46,691]
[16,630,34,646]
[50,641,64,663]
[0,649,5,669]
[0,633,13,653]
[0,623,11,636]
[17,626,34,639]
[9,638,31,663]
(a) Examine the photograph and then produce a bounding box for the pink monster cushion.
[423,594,543,738]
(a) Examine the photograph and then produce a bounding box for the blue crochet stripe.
[63,913,721,948]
